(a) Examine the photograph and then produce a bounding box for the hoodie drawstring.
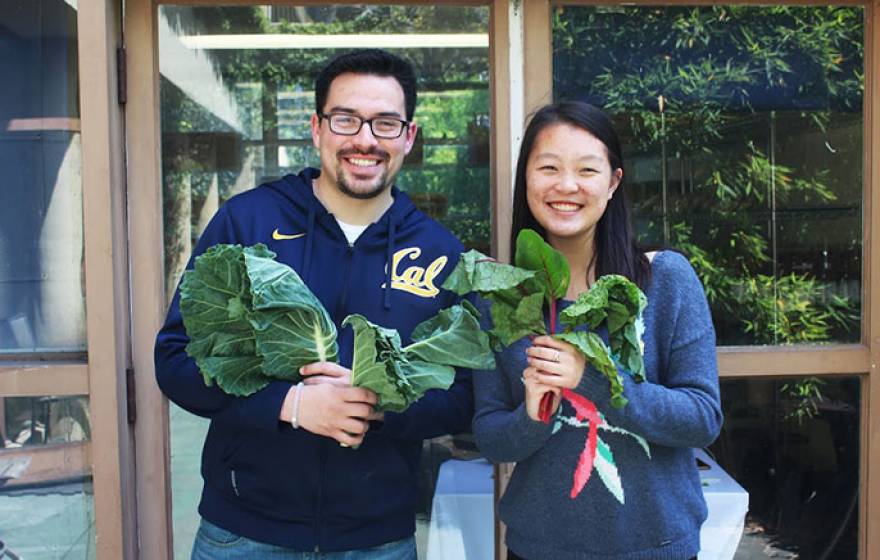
[383,219,397,310]
[301,205,316,283]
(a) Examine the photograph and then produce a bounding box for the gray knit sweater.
[473,250,723,560]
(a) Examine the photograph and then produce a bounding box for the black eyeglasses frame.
[317,112,410,139]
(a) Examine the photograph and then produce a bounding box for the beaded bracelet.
[290,382,305,429]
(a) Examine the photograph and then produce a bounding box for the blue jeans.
[191,519,418,560]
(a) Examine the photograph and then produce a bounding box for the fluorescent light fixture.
[179,33,489,50]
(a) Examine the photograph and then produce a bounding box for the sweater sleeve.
[471,344,555,463]
[153,206,292,434]
[575,253,723,449]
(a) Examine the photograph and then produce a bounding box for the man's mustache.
[337,148,390,161]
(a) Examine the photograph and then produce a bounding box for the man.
[155,49,473,558]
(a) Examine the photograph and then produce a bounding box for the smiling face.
[525,123,623,249]
[311,72,417,200]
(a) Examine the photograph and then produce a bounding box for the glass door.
[128,2,500,557]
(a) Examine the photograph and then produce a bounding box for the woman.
[472,101,722,560]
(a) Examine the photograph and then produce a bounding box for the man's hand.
[299,361,353,386]
[300,384,378,446]
[300,361,384,423]
[279,378,378,446]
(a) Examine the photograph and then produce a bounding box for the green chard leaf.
[244,250,339,380]
[515,228,570,302]
[556,331,628,409]
[441,249,537,296]
[560,274,648,382]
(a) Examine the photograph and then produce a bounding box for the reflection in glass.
[159,5,491,305]
[708,377,859,558]
[159,6,490,557]
[552,6,863,345]
[0,396,94,559]
[0,0,86,353]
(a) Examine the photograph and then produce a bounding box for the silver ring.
[553,350,560,363]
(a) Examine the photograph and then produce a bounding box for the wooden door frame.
[0,0,135,557]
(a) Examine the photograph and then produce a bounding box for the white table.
[426,458,494,560]
[427,451,749,560]
[695,448,749,560]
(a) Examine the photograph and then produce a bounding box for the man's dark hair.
[511,101,651,288]
[315,49,417,121]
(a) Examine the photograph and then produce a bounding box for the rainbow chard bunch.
[442,229,647,422]
[180,244,494,412]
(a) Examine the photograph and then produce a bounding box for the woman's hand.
[522,368,561,422]
[526,335,587,389]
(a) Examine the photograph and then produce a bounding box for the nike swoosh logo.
[272,228,306,241]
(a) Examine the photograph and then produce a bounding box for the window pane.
[159,5,490,556]
[709,377,859,558]
[0,396,95,559]
[0,0,86,354]
[552,6,863,346]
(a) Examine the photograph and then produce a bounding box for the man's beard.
[334,148,394,200]
[337,169,391,200]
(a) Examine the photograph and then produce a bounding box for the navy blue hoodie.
[154,168,473,551]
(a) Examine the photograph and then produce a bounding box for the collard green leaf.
[198,356,268,396]
[245,251,339,380]
[345,305,493,413]
[180,244,257,342]
[400,361,457,398]
[515,229,570,301]
[344,314,414,413]
[441,249,537,296]
[183,243,484,407]
[407,304,496,370]
[180,244,269,395]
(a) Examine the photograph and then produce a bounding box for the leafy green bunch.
[442,229,647,412]
[180,243,495,412]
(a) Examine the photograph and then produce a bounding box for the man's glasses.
[318,112,409,139]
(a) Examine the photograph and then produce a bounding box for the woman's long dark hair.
[510,101,651,288]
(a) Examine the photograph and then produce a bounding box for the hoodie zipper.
[317,243,353,552]
[333,243,355,324]
[314,439,328,552]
